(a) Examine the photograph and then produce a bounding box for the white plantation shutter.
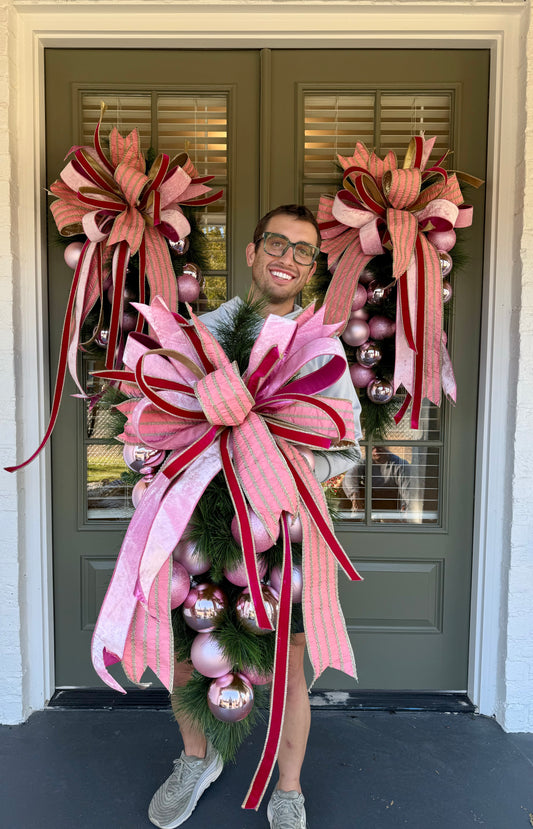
[80,95,152,151]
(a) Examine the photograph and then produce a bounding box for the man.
[149,205,362,829]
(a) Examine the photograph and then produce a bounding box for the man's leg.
[170,658,207,758]
[276,632,310,792]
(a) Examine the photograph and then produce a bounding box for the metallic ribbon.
[90,296,362,809]
[6,103,221,472]
[318,135,482,429]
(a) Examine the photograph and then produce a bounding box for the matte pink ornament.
[182,583,227,632]
[242,666,273,686]
[170,561,191,610]
[439,251,453,277]
[269,564,303,603]
[428,229,456,252]
[288,515,303,544]
[190,633,232,678]
[342,318,370,348]
[297,447,315,471]
[356,341,382,368]
[224,556,267,587]
[123,444,166,473]
[443,281,453,303]
[349,363,376,389]
[368,315,396,340]
[231,508,278,553]
[350,284,368,312]
[121,312,137,333]
[131,478,149,509]
[173,536,210,576]
[207,672,254,722]
[351,308,369,321]
[63,241,84,270]
[177,273,201,303]
[366,377,394,404]
[359,267,375,285]
[236,585,279,634]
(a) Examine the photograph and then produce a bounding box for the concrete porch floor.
[1,708,532,829]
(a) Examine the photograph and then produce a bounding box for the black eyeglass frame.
[260,232,320,265]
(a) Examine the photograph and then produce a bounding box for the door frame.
[13,3,525,719]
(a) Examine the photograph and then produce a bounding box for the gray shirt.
[200,297,362,482]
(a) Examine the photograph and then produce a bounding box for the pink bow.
[318,136,482,428]
[91,296,361,809]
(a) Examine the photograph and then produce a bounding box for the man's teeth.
[272,270,293,281]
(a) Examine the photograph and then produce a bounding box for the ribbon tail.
[322,236,373,331]
[106,241,130,370]
[242,513,293,810]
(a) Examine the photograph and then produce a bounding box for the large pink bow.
[6,104,221,473]
[91,296,361,809]
[318,136,482,428]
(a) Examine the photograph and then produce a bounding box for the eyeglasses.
[261,232,320,266]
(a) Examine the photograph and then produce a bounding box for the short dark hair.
[253,204,321,248]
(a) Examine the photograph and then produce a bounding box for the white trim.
[14,2,527,720]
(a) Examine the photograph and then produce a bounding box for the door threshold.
[49,688,475,713]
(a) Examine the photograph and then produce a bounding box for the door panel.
[45,48,488,691]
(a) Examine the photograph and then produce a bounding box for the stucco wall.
[0,0,531,729]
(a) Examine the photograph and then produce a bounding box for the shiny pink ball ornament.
[368,315,396,340]
[439,251,453,278]
[366,378,394,404]
[131,478,149,509]
[235,585,279,634]
[428,229,456,252]
[63,241,84,270]
[356,341,382,368]
[170,561,191,610]
[173,536,210,576]
[231,508,277,553]
[350,363,376,389]
[350,284,368,312]
[207,673,254,722]
[242,666,273,686]
[443,281,453,303]
[169,238,190,255]
[288,515,303,544]
[177,273,201,303]
[94,328,109,348]
[123,444,166,473]
[190,633,232,678]
[297,447,315,470]
[182,583,227,632]
[269,564,303,603]
[224,556,267,587]
[342,318,370,348]
[366,280,392,306]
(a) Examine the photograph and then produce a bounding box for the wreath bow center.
[195,361,255,427]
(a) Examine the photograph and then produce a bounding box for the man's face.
[246,214,318,313]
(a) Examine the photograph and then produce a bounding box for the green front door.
[45,48,488,691]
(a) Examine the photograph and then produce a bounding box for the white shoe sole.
[149,754,224,829]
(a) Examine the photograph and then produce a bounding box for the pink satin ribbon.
[91,296,362,808]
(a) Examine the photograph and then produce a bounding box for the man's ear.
[305,261,317,284]
[245,242,256,267]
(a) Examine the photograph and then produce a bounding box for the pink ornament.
[351,308,369,321]
[121,312,137,334]
[131,478,149,509]
[182,583,227,632]
[356,341,382,368]
[439,251,453,277]
[169,238,189,255]
[288,515,303,544]
[443,281,453,304]
[350,363,376,389]
[242,666,273,686]
[297,447,315,471]
[170,561,191,610]
[224,556,267,587]
[63,241,84,270]
[173,536,210,576]
[359,267,375,285]
[269,564,303,603]
[123,444,166,473]
[190,633,232,678]
[366,377,394,404]
[231,508,277,553]
[368,315,396,340]
[94,328,109,348]
[207,673,254,722]
[428,229,456,252]
[366,280,392,306]
[177,273,201,303]
[235,585,279,634]
[342,318,370,348]
[350,284,368,312]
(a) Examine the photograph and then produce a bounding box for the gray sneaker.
[267,789,308,829]
[148,741,223,828]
